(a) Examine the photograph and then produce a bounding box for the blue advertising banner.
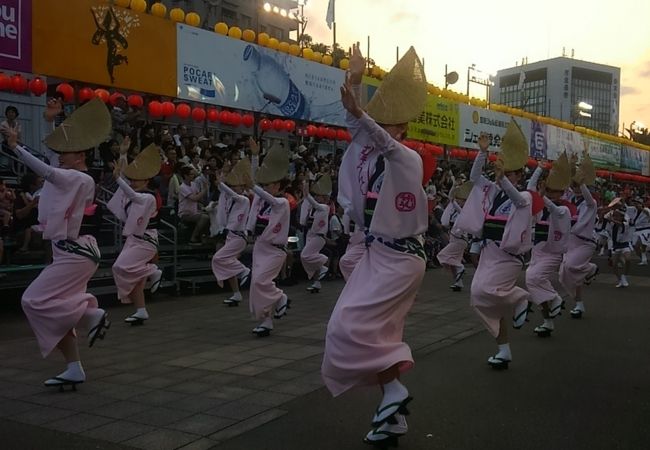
[176,24,345,125]
[620,145,650,175]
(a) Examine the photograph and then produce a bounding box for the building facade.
[490,57,620,134]
[161,0,299,42]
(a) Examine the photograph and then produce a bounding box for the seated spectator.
[13,172,43,253]
[0,179,15,232]
[178,166,209,245]
[0,105,21,142]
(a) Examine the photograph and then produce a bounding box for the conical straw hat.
[575,151,596,186]
[311,174,332,196]
[366,47,427,125]
[545,152,571,191]
[123,144,162,180]
[44,98,112,153]
[225,158,253,188]
[455,181,473,200]
[256,143,289,184]
[497,118,529,172]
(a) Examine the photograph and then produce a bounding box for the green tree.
[310,43,330,55]
[299,33,313,48]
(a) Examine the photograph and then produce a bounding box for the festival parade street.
[2,0,650,449]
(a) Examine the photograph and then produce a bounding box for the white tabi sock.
[57,361,85,382]
[381,379,409,406]
[311,280,322,289]
[543,319,554,330]
[231,291,242,301]
[496,343,512,361]
[134,308,149,320]
[574,301,585,312]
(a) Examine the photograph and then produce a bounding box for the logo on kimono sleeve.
[137,217,144,226]
[237,213,245,223]
[318,219,326,228]
[395,192,416,212]
[553,231,563,241]
[272,223,282,233]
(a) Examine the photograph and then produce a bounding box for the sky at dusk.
[303,0,650,132]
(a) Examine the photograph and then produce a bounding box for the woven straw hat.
[311,174,332,196]
[365,47,427,125]
[545,152,571,191]
[256,143,288,184]
[575,152,596,186]
[455,181,473,200]
[225,158,253,188]
[123,144,162,180]
[497,118,529,172]
[44,98,112,153]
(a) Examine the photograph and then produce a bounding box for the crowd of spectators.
[1,101,649,282]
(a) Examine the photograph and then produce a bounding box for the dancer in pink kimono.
[211,157,252,306]
[559,151,598,319]
[436,181,472,291]
[525,154,574,337]
[455,119,540,370]
[300,175,331,293]
[246,143,290,337]
[4,99,111,390]
[339,212,365,281]
[109,142,162,325]
[322,44,430,447]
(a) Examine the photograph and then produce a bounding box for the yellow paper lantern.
[228,26,242,39]
[115,0,130,8]
[242,29,256,42]
[302,47,314,60]
[289,44,301,56]
[150,2,166,17]
[169,8,185,22]
[371,66,382,78]
[322,55,333,66]
[339,58,349,70]
[311,51,322,63]
[267,38,279,49]
[185,12,201,27]
[278,41,290,53]
[214,22,228,35]
[129,0,147,13]
[257,32,270,46]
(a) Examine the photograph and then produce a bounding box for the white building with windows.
[490,57,620,134]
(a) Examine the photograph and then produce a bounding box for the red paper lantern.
[326,128,337,140]
[161,101,175,117]
[56,83,75,102]
[316,126,328,138]
[344,131,352,142]
[467,150,478,160]
[272,118,284,131]
[0,73,10,91]
[284,120,296,132]
[191,107,206,122]
[109,92,126,106]
[94,88,110,103]
[306,124,317,137]
[242,113,254,128]
[11,74,28,94]
[260,118,272,131]
[488,154,497,162]
[78,87,95,102]
[230,112,242,127]
[207,108,219,122]
[127,94,143,108]
[148,100,163,118]
[28,77,47,96]
[176,103,191,119]
[219,110,232,125]
[336,129,348,141]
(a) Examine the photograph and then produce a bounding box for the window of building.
[222,8,237,21]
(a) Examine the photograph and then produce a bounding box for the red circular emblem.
[272,223,282,233]
[395,192,416,212]
[318,220,326,228]
[137,217,144,226]
[237,213,245,223]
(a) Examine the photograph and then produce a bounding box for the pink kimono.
[525,168,572,305]
[559,185,598,297]
[322,112,428,397]
[436,200,467,268]
[15,146,100,357]
[299,194,329,279]
[108,178,159,303]
[246,186,289,320]
[455,151,535,337]
[211,183,250,287]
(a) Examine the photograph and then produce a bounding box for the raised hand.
[478,133,490,152]
[348,42,365,84]
[340,78,363,118]
[494,158,505,181]
[119,136,131,155]
[44,97,63,122]
[249,137,259,156]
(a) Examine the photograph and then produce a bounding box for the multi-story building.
[490,56,620,134]
[160,0,300,42]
